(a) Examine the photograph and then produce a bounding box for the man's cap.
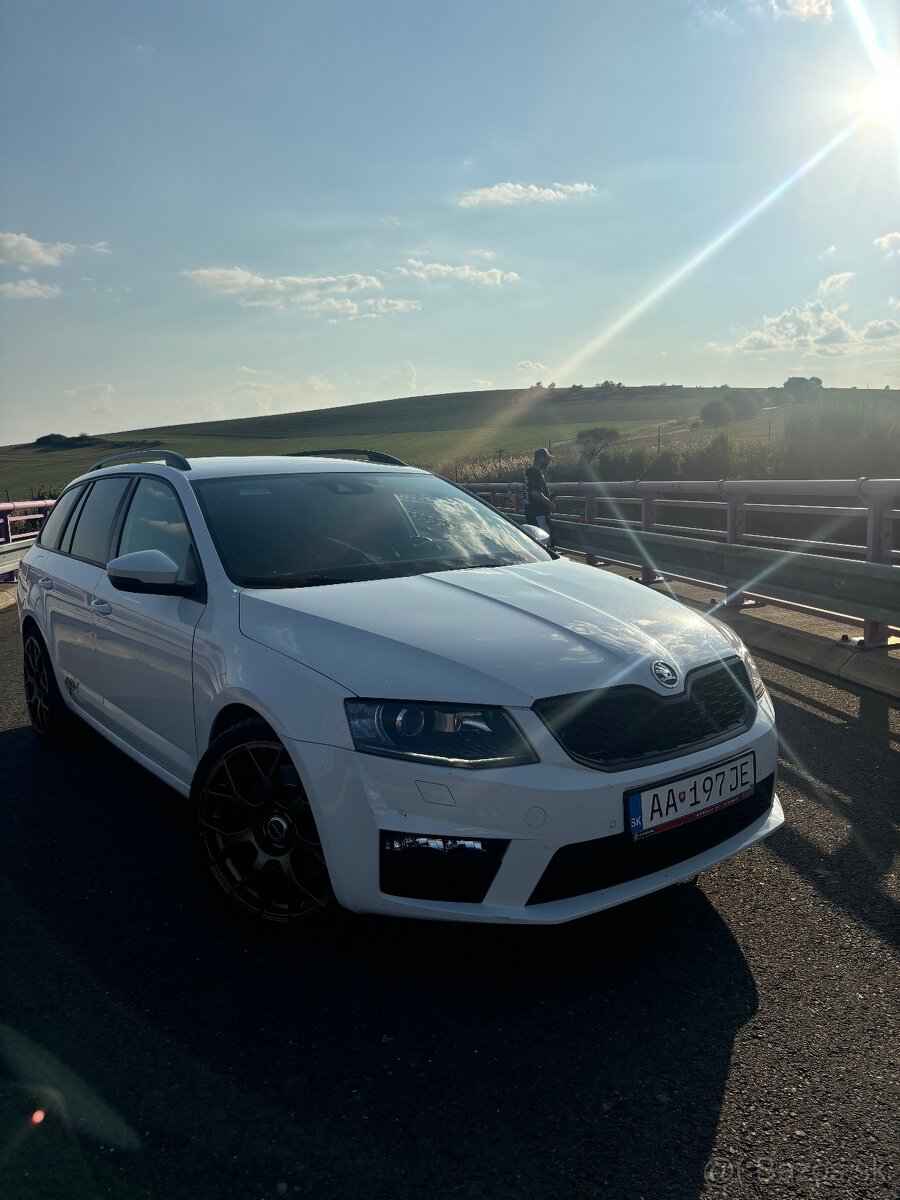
[533,447,554,461]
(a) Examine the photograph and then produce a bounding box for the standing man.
[524,447,555,544]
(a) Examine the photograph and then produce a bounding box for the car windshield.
[192,470,551,587]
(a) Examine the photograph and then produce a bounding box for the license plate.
[625,752,756,840]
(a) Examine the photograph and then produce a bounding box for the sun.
[864,64,900,128]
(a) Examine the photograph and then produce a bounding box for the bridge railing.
[0,499,54,583]
[469,478,900,649]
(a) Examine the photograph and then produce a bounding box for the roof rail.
[285,448,409,467]
[89,449,192,472]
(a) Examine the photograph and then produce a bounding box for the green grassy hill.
[0,384,885,497]
[1,385,708,497]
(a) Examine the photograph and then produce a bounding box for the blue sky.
[1,0,898,442]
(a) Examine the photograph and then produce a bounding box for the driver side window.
[117,477,200,585]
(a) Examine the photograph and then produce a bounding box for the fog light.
[380,830,509,902]
[383,834,487,854]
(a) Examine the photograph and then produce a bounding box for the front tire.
[192,718,335,924]
[23,629,73,743]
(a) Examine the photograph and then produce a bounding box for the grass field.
[0,385,886,497]
[0,386,707,497]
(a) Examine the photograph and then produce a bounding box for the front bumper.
[288,701,782,924]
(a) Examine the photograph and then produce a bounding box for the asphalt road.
[0,599,897,1200]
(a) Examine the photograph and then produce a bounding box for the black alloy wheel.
[23,631,71,742]
[194,719,334,924]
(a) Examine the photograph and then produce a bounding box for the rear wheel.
[193,718,335,924]
[23,629,72,743]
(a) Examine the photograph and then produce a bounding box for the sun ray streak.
[845,0,887,73]
[553,120,861,380]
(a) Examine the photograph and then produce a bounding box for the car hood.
[239,558,736,706]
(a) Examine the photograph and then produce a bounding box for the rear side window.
[67,477,132,564]
[37,485,84,551]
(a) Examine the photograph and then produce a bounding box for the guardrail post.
[863,496,893,648]
[0,510,10,547]
[639,492,662,585]
[724,489,747,607]
[583,489,600,565]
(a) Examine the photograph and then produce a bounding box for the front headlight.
[707,616,767,700]
[345,700,538,769]
[742,651,767,701]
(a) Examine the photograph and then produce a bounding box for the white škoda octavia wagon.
[18,449,782,924]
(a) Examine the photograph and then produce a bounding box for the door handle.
[90,599,113,615]
[38,577,54,590]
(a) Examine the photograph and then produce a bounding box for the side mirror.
[521,523,551,547]
[107,549,182,594]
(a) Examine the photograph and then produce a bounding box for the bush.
[643,448,683,481]
[700,397,733,426]
[777,398,900,479]
[576,426,621,446]
[728,392,762,421]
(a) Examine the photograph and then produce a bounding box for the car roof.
[76,455,428,484]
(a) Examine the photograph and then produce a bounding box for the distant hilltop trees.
[34,432,101,448]
[33,432,163,451]
[699,377,827,427]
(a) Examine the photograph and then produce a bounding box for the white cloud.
[458,181,596,208]
[471,378,494,388]
[185,266,418,320]
[765,0,832,18]
[362,297,420,316]
[182,265,395,314]
[691,2,741,29]
[63,382,116,416]
[177,373,346,420]
[311,296,422,321]
[306,374,333,391]
[818,272,854,293]
[889,297,899,309]
[862,319,900,341]
[729,298,900,356]
[395,258,519,286]
[0,232,76,269]
[819,245,837,259]
[0,277,61,299]
[516,359,545,371]
[0,232,110,275]
[874,231,900,260]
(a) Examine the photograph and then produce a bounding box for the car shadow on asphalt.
[763,670,899,949]
[0,722,758,1200]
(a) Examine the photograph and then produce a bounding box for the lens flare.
[553,121,859,380]
[864,66,900,127]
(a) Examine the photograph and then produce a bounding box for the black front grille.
[534,658,755,772]
[527,773,775,905]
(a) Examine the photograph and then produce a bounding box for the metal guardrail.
[470,478,900,648]
[0,537,36,577]
[0,499,53,583]
[3,481,899,648]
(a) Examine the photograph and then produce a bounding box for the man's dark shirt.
[524,465,552,521]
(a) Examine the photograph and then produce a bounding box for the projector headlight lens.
[346,700,537,769]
